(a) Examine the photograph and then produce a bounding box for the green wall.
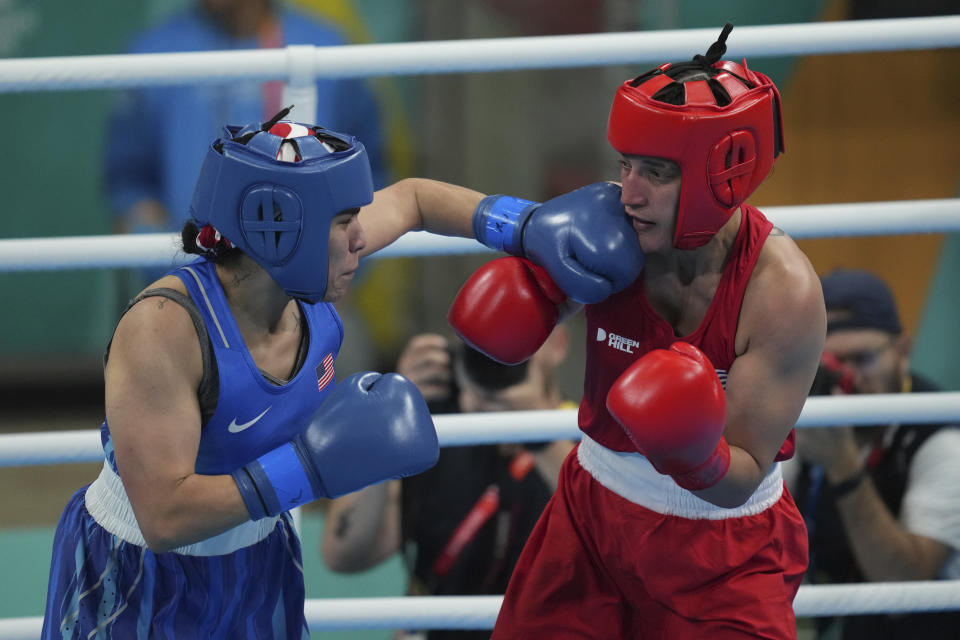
[0,1,167,355]
[913,231,960,390]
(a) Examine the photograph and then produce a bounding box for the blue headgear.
[189,118,374,303]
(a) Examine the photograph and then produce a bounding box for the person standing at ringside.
[791,268,960,639]
[40,111,492,639]
[449,24,824,638]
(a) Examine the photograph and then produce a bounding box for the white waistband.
[85,461,280,556]
[577,434,783,520]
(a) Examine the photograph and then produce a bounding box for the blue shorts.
[42,486,309,640]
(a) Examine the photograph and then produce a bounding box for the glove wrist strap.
[232,442,321,519]
[473,195,538,254]
[231,467,269,521]
[671,438,731,491]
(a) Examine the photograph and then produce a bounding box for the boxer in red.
[451,24,825,639]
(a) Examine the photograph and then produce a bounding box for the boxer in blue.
[41,111,478,639]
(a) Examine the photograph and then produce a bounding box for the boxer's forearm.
[321,480,401,573]
[358,178,482,256]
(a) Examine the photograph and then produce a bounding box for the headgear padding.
[607,24,784,249]
[189,119,373,303]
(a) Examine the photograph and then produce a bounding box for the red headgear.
[607,24,785,249]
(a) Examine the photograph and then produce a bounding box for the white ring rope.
[2,392,958,468]
[300,581,960,625]
[792,580,960,617]
[1,199,957,272]
[1,581,958,638]
[0,17,958,92]
[296,581,960,626]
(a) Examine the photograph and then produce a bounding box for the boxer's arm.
[106,299,251,552]
[321,480,402,573]
[357,178,484,256]
[829,434,953,581]
[695,242,825,508]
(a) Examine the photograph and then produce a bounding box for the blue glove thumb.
[522,183,644,304]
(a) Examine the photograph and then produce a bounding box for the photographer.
[321,328,574,639]
[791,269,960,639]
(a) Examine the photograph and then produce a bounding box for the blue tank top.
[101,258,344,475]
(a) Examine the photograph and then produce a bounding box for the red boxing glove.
[606,342,729,490]
[448,257,567,365]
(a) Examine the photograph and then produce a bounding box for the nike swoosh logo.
[227,406,272,433]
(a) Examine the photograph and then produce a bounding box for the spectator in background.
[105,0,386,238]
[321,328,575,640]
[791,268,960,639]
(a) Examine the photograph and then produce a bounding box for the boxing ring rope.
[1,16,958,94]
[3,16,960,640]
[2,392,960,468]
[2,580,959,637]
[0,198,958,272]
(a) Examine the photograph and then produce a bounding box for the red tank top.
[581,205,794,458]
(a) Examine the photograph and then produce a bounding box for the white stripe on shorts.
[577,433,783,520]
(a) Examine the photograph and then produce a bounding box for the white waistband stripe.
[577,434,783,520]
[84,461,279,556]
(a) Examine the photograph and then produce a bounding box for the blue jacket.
[105,6,385,230]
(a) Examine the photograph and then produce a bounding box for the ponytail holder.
[196,224,233,252]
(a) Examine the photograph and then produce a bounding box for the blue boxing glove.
[473,182,644,304]
[232,372,439,519]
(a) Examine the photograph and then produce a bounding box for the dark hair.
[180,219,243,265]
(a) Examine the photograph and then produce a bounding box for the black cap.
[821,269,902,335]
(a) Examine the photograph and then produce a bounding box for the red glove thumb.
[607,342,729,490]
[448,257,566,365]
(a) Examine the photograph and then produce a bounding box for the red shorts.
[491,446,808,639]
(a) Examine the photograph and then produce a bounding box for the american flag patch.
[316,353,335,392]
[715,369,728,390]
